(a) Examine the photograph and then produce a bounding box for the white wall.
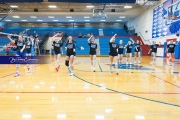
[127,0,180,57]
[127,0,179,45]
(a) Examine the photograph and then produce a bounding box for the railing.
[138,32,151,45]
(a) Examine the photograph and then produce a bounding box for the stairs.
[132,36,150,56]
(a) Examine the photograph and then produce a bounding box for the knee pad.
[65,60,69,67]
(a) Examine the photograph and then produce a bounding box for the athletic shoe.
[169,63,172,66]
[130,62,132,64]
[70,72,74,76]
[67,67,71,73]
[138,61,141,64]
[93,68,95,72]
[110,69,112,73]
[55,65,60,72]
[14,72,20,77]
[27,68,30,73]
[116,70,119,75]
[134,61,136,64]
[126,62,128,65]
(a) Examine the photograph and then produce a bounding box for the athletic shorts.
[16,51,26,56]
[126,50,132,53]
[109,52,118,56]
[135,48,141,52]
[118,50,123,55]
[89,52,96,55]
[152,51,157,53]
[55,51,61,55]
[66,53,75,57]
[168,50,174,54]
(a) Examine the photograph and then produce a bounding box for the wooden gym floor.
[0,56,180,120]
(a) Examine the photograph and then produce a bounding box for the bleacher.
[99,37,134,55]
[102,28,128,36]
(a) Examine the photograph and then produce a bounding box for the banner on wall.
[152,0,180,38]
[165,38,177,58]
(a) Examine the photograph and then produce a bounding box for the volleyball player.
[167,40,179,66]
[7,35,26,77]
[25,36,34,72]
[134,40,142,64]
[52,37,63,71]
[65,36,76,76]
[125,38,134,65]
[88,35,97,72]
[118,40,124,67]
[109,34,119,75]
[148,41,161,65]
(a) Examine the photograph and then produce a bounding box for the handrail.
[138,32,151,45]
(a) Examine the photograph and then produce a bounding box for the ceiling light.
[10,5,18,8]
[12,16,20,18]
[84,16,90,18]
[37,20,43,21]
[116,20,122,21]
[30,16,37,18]
[85,20,90,21]
[49,5,57,8]
[69,20,74,21]
[86,5,94,8]
[66,16,72,18]
[119,16,126,18]
[53,20,59,21]
[21,20,27,21]
[100,20,106,21]
[5,20,12,21]
[124,5,132,8]
[48,16,54,18]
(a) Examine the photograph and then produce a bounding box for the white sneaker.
[116,70,119,75]
[70,72,74,76]
[138,61,141,64]
[93,68,95,72]
[14,72,20,77]
[134,61,136,64]
[130,62,132,64]
[126,62,128,65]
[110,69,112,73]
[169,63,172,66]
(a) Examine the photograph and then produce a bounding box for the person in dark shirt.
[167,40,179,66]
[65,36,76,76]
[52,34,63,71]
[148,41,161,65]
[88,35,97,72]
[25,37,34,73]
[109,34,119,75]
[118,40,124,66]
[134,40,142,64]
[125,38,134,65]
[7,35,26,77]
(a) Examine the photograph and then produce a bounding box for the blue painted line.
[98,63,103,72]
[173,72,179,74]
[74,75,180,108]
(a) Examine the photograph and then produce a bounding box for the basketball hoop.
[165,15,178,25]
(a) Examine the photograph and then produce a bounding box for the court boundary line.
[98,63,103,72]
[0,91,180,94]
[74,74,180,108]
